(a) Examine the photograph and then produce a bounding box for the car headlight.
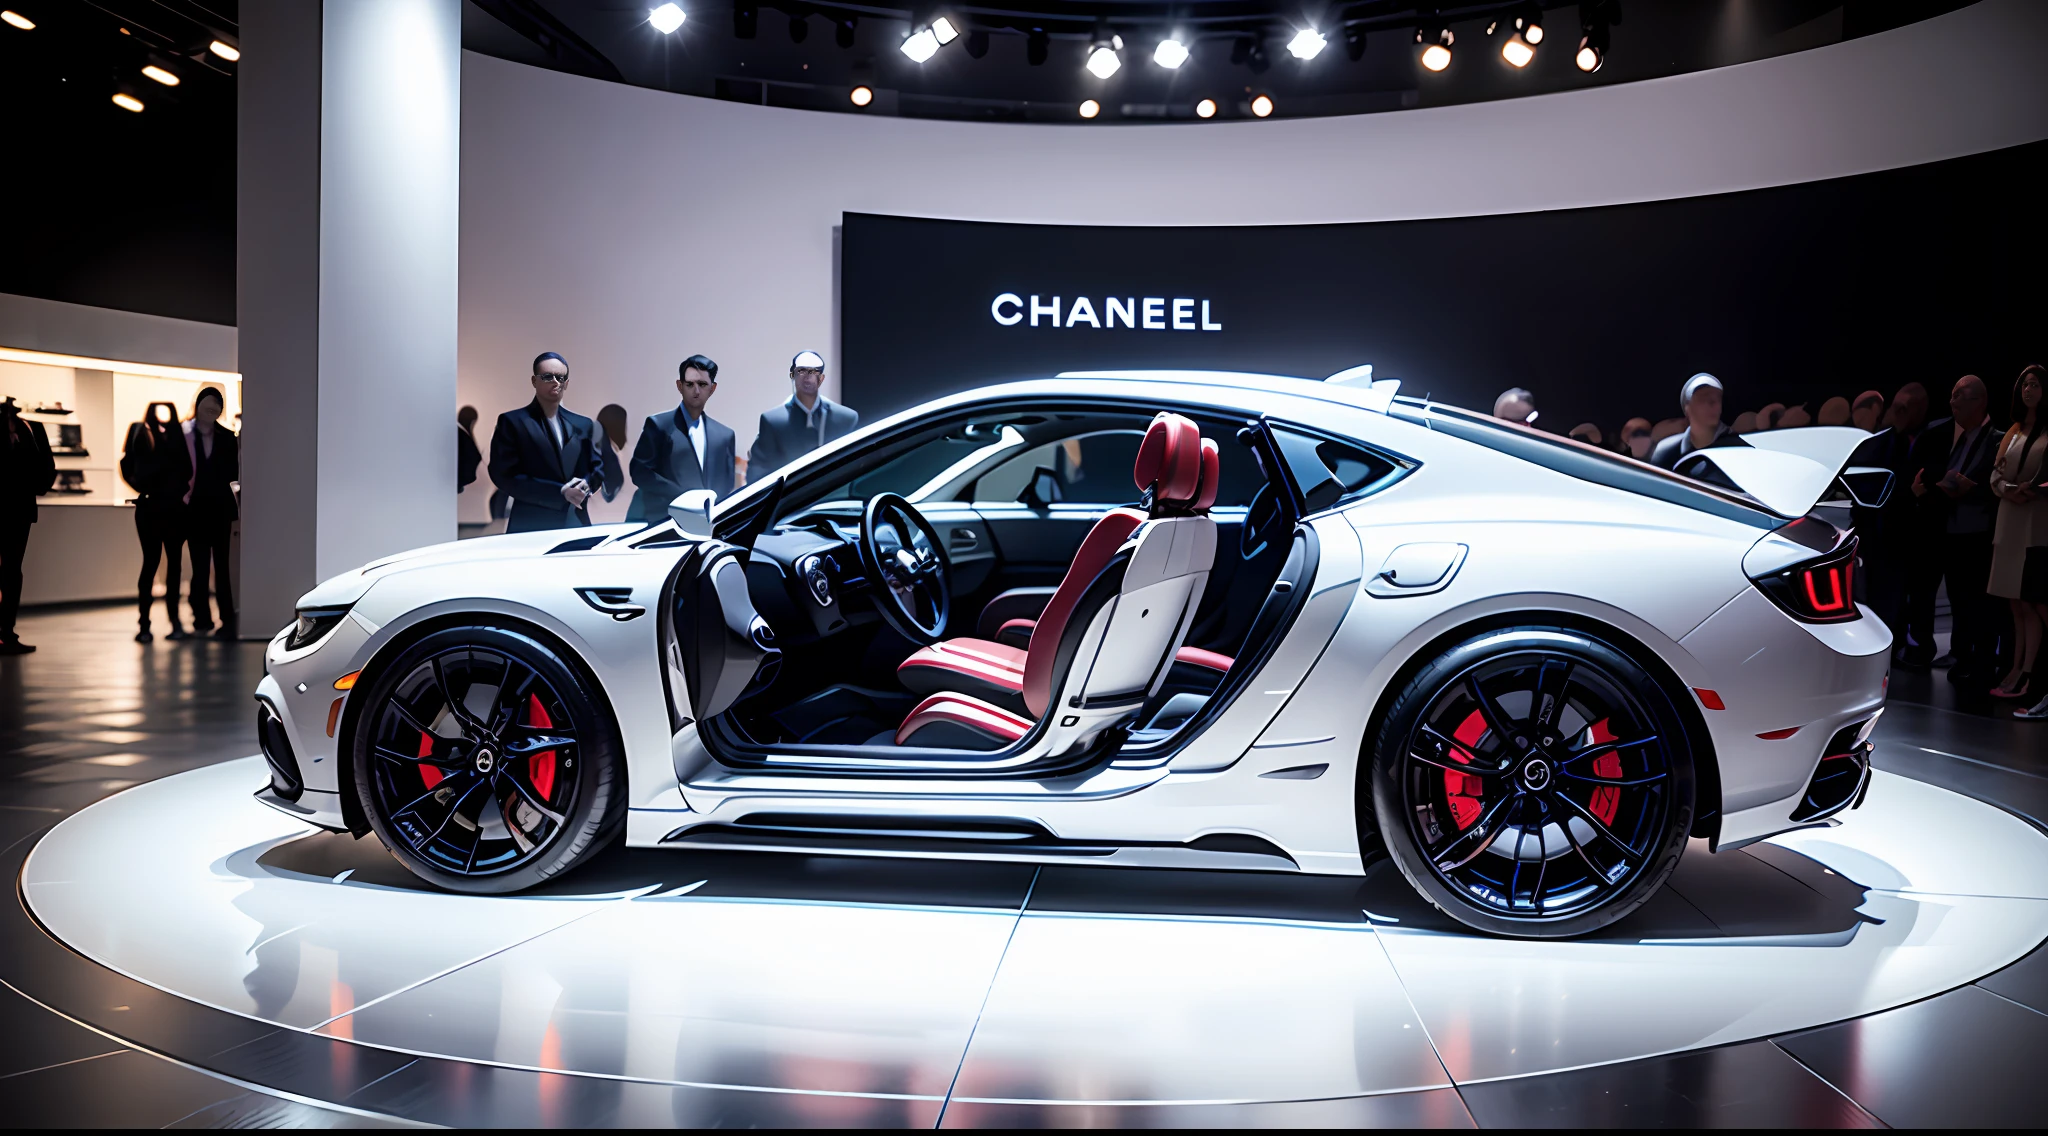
[286,606,352,651]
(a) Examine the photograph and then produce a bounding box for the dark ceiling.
[467,1,1972,122]
[0,1,1980,326]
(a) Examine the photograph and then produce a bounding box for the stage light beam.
[112,92,144,112]
[1195,97,1216,118]
[850,84,874,106]
[649,3,685,33]
[1086,37,1122,79]
[1501,31,1534,67]
[142,64,180,86]
[1250,93,1273,117]
[1154,37,1189,69]
[901,26,940,62]
[2,10,34,30]
[209,39,240,60]
[1420,28,1453,72]
[1287,29,1326,60]
[1079,98,1100,119]
[932,16,958,45]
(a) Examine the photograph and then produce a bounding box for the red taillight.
[1753,537,1861,625]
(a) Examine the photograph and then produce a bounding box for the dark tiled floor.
[2,602,2046,1128]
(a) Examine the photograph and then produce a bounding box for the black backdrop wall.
[842,140,2047,433]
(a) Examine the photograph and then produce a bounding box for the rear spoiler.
[1675,427,1893,518]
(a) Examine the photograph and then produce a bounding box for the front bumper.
[253,674,350,831]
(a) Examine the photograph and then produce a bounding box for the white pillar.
[239,0,460,637]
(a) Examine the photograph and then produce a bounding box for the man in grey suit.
[629,354,738,521]
[748,350,858,480]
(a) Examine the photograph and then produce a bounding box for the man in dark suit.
[629,354,737,521]
[488,352,603,534]
[748,350,858,481]
[1903,375,2000,682]
[1,397,58,654]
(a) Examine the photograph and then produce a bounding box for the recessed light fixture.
[849,84,874,107]
[901,26,940,62]
[1287,28,1326,60]
[1085,36,1122,79]
[1250,93,1274,117]
[1078,98,1100,119]
[1,10,34,30]
[112,92,145,112]
[1194,97,1217,119]
[1420,28,1453,72]
[1153,37,1189,69]
[142,64,180,86]
[209,39,240,61]
[649,3,685,33]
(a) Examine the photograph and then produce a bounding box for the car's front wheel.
[1370,625,1695,938]
[351,625,624,893]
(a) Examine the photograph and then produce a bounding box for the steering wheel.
[858,493,951,645]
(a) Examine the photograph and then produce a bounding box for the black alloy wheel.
[1370,626,1695,938]
[352,626,624,893]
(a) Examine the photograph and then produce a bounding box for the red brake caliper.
[418,730,443,788]
[526,694,556,801]
[1443,710,1488,830]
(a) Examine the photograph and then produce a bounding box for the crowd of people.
[459,348,857,535]
[1499,365,2048,719]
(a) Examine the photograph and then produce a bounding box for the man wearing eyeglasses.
[628,354,738,521]
[748,350,859,481]
[488,351,603,533]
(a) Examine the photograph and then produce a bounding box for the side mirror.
[668,489,717,537]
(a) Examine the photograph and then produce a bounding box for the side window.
[1271,427,1403,513]
[974,430,1146,505]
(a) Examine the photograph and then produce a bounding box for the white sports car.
[253,371,1890,938]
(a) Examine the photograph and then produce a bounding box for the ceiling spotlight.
[112,92,144,112]
[788,13,807,42]
[1027,27,1048,66]
[1250,93,1273,118]
[966,29,989,58]
[900,26,940,62]
[1576,19,1609,72]
[1419,28,1453,72]
[2,10,34,30]
[850,84,874,107]
[1195,97,1217,119]
[733,4,756,39]
[649,3,685,34]
[1501,30,1534,67]
[931,16,958,45]
[1518,9,1544,45]
[208,39,240,61]
[1085,35,1122,79]
[1287,28,1326,60]
[1079,98,1101,119]
[1344,27,1366,61]
[1154,37,1189,69]
[142,64,181,86]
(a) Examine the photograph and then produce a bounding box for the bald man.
[1902,375,1999,680]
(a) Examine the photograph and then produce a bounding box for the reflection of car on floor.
[252,371,1890,938]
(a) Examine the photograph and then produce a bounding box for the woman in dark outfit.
[183,387,239,640]
[119,402,192,642]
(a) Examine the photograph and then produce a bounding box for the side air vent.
[256,699,303,801]
[1789,718,1876,823]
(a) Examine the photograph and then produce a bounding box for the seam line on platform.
[0,1049,125,1080]
[1766,1038,1890,1128]
[1971,982,2048,1019]
[1359,919,1470,1116]
[934,866,1039,1129]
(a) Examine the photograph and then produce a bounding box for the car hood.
[293,526,649,610]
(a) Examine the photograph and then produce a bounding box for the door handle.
[949,527,980,552]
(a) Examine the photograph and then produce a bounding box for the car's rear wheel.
[352,626,624,893]
[1370,626,1695,938]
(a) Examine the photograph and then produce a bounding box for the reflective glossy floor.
[6,604,2048,1127]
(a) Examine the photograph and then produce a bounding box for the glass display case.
[0,348,242,507]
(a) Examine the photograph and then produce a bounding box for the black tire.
[1369,625,1695,938]
[351,625,625,894]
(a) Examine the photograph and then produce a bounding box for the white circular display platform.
[23,756,2048,1104]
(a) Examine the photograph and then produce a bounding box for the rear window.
[1390,399,1777,529]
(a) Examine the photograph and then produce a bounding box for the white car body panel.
[254,370,1890,890]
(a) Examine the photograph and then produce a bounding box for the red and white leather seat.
[895,413,1220,749]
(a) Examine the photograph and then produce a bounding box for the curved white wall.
[458,0,2048,461]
